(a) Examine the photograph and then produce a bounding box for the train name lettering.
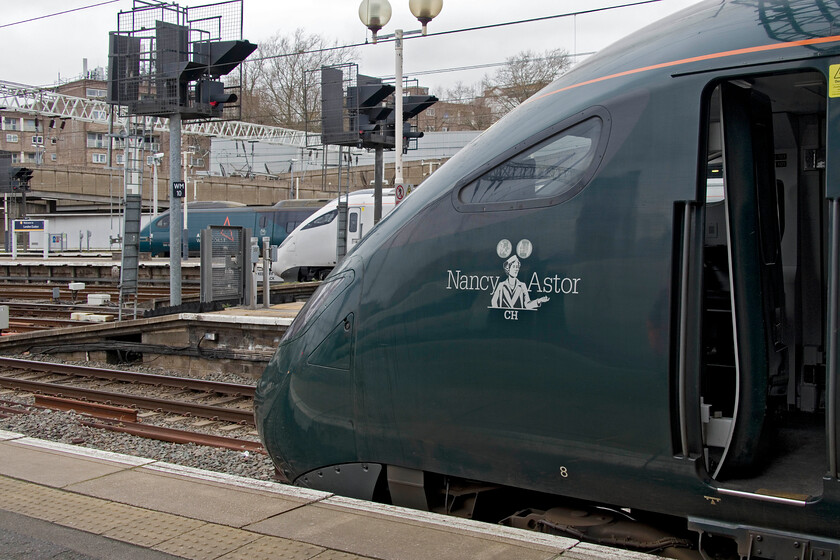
[505,310,518,321]
[446,270,499,292]
[528,273,580,295]
[445,270,581,295]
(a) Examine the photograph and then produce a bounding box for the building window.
[50,153,57,162]
[50,137,57,145]
[10,153,20,163]
[23,152,39,163]
[86,88,107,98]
[92,153,106,164]
[115,154,124,165]
[427,107,435,117]
[3,117,19,131]
[6,133,19,143]
[32,136,43,145]
[87,132,107,149]
[23,119,39,132]
[91,110,107,121]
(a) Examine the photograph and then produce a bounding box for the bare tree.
[239,29,356,129]
[481,48,571,117]
[436,81,494,130]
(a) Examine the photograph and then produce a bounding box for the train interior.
[700,70,827,498]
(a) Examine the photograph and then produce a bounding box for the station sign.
[13,219,45,231]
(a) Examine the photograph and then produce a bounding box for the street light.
[358,0,443,208]
[409,0,443,35]
[358,0,392,43]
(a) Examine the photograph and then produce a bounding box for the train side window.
[302,209,338,230]
[156,216,169,229]
[457,117,603,208]
[348,212,358,233]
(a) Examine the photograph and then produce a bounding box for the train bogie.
[256,1,840,556]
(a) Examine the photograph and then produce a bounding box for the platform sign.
[13,219,45,231]
[11,219,49,260]
[172,181,186,198]
[394,184,414,206]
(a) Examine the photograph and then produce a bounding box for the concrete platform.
[0,429,656,560]
[0,301,307,378]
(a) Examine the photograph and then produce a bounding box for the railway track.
[0,357,255,426]
[0,397,264,454]
[0,284,201,305]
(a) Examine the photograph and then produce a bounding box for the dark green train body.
[256,1,840,556]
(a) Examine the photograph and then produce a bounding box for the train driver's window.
[458,117,602,205]
[156,216,169,229]
[302,209,338,230]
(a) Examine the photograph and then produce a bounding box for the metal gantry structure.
[0,80,319,148]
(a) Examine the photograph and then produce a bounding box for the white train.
[273,189,395,282]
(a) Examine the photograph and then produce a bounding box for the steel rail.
[79,418,265,454]
[0,356,255,397]
[0,376,254,425]
[34,395,138,422]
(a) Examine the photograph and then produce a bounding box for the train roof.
[397,0,840,216]
[185,201,246,209]
[538,0,840,107]
[273,199,329,208]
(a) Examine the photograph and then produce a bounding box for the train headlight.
[281,270,354,343]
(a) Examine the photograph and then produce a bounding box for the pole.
[182,151,189,261]
[3,194,8,252]
[169,113,182,307]
[374,147,383,223]
[152,160,159,218]
[262,236,270,309]
[395,29,404,188]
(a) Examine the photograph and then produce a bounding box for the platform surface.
[0,429,657,560]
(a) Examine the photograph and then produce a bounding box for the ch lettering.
[504,310,519,321]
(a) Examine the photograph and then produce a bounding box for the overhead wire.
[243,0,666,65]
[0,0,125,30]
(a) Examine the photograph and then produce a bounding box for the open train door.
[694,72,829,497]
[706,82,783,478]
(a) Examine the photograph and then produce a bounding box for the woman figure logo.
[490,239,549,318]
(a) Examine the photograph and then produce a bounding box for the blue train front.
[256,1,840,556]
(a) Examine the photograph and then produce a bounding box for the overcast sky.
[2,0,701,94]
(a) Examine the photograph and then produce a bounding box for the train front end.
[254,258,372,494]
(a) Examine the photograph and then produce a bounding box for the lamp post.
[359,0,442,209]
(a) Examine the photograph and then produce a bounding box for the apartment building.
[0,75,209,178]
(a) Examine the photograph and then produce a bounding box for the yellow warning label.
[830,64,840,98]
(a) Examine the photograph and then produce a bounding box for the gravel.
[1,406,278,480]
[0,354,280,482]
